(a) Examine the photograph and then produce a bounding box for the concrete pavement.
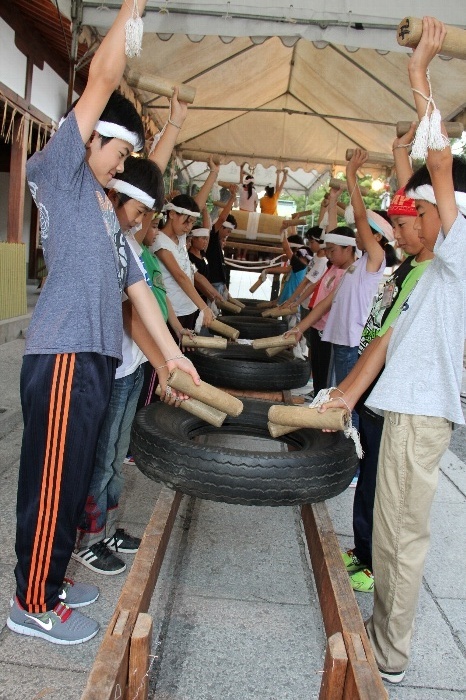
[0,288,465,699]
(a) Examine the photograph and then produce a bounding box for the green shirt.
[379,258,432,336]
[141,244,168,322]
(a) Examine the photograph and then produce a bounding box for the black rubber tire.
[237,306,265,317]
[219,315,288,339]
[236,298,266,307]
[189,344,310,391]
[132,399,358,506]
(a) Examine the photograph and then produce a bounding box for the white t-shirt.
[152,231,197,317]
[116,234,147,380]
[302,255,328,307]
[239,186,258,212]
[367,213,466,425]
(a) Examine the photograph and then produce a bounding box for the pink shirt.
[311,265,345,332]
[322,252,385,346]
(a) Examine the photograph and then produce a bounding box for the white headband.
[189,228,210,237]
[297,248,313,262]
[95,120,143,152]
[221,221,235,230]
[367,210,394,242]
[164,202,200,218]
[324,233,357,247]
[107,179,155,209]
[406,184,466,217]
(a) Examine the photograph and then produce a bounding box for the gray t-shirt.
[25,110,143,363]
[366,213,466,425]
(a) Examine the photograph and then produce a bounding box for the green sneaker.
[350,569,374,593]
[341,549,366,574]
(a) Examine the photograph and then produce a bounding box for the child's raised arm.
[408,16,457,234]
[346,149,384,272]
[392,122,417,188]
[74,0,147,143]
[149,88,188,174]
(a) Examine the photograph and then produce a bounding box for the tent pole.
[67,0,83,108]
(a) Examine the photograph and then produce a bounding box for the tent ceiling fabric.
[74,2,466,192]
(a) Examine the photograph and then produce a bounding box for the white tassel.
[309,388,364,458]
[319,211,328,231]
[194,310,204,335]
[345,425,364,459]
[411,114,431,160]
[344,204,355,225]
[428,108,450,151]
[411,71,449,161]
[125,1,143,58]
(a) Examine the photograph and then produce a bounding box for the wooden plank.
[301,503,388,700]
[7,115,28,243]
[127,613,153,700]
[220,387,286,402]
[318,632,347,700]
[80,488,183,700]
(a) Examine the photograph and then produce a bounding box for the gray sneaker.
[7,597,99,645]
[58,578,99,608]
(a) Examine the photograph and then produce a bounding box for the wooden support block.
[225,240,283,255]
[128,613,153,700]
[80,488,182,700]
[220,387,287,403]
[301,503,388,700]
[318,632,347,700]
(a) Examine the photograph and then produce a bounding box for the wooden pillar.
[7,113,29,243]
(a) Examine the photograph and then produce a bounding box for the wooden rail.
[81,416,387,699]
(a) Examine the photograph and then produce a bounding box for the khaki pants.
[366,412,451,672]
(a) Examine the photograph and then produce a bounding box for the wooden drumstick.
[397,17,466,60]
[208,319,240,340]
[181,335,228,350]
[167,369,243,416]
[155,386,227,427]
[250,276,266,294]
[215,299,242,314]
[126,70,196,104]
[268,405,350,430]
[262,306,298,319]
[268,421,299,438]
[329,178,370,196]
[252,334,298,350]
[345,150,394,166]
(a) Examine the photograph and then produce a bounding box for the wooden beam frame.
[301,502,388,699]
[80,488,182,700]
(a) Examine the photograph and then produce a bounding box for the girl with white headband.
[318,17,466,685]
[239,164,258,212]
[153,194,214,330]
[288,152,388,421]
[285,188,355,393]
[8,0,199,647]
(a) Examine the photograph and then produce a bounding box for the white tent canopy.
[63,2,466,193]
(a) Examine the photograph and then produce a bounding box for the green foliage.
[282,173,389,225]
